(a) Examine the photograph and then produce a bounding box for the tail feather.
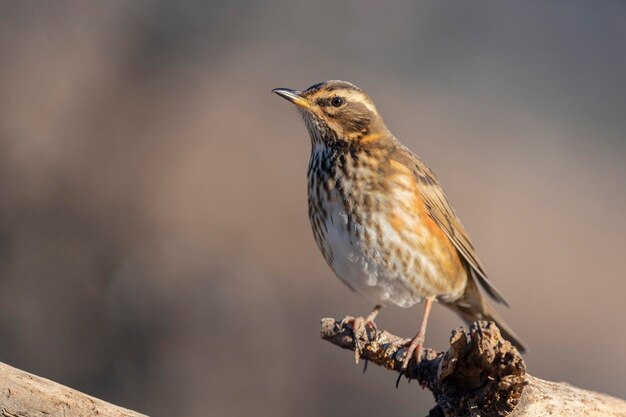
[448,279,527,353]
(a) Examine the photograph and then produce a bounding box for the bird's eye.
[331,97,345,107]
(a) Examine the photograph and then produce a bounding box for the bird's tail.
[446,279,528,353]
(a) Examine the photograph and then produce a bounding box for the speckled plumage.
[307,139,466,308]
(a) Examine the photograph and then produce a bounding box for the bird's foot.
[395,334,425,388]
[339,315,378,365]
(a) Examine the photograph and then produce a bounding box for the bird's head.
[272,80,389,145]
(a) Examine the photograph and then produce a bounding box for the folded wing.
[392,145,509,306]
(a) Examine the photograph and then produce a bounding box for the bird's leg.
[351,304,383,364]
[364,304,382,331]
[396,296,435,387]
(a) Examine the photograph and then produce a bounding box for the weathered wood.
[0,361,148,417]
[321,317,626,417]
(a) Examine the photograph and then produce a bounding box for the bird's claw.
[339,315,378,365]
[395,335,425,388]
[352,316,366,364]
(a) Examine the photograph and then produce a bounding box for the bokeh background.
[1,1,625,416]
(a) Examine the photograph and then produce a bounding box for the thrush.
[272,80,527,382]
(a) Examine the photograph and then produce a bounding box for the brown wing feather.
[391,145,509,306]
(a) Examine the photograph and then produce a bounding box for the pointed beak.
[271,88,313,110]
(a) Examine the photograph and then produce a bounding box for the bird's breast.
[307,146,467,307]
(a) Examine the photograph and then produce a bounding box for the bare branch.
[321,317,626,417]
[0,361,147,417]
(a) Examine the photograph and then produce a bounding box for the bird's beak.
[272,88,313,110]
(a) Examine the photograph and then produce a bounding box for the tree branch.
[321,317,626,417]
[0,361,147,417]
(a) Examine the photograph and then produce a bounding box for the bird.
[272,80,526,382]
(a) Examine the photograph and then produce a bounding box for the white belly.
[319,196,428,308]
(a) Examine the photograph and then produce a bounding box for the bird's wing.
[392,145,509,306]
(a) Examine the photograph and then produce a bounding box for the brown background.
[0,2,625,416]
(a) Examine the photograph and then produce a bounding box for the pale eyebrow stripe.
[313,89,376,112]
[345,90,376,112]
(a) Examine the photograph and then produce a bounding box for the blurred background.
[0,1,625,416]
